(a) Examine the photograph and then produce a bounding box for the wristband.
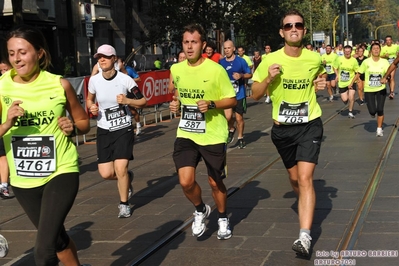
[68,125,77,137]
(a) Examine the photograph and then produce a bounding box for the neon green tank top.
[0,70,79,188]
[171,59,236,145]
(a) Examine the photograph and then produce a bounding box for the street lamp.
[344,0,352,44]
[332,8,376,46]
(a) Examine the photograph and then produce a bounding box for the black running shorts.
[339,83,357,94]
[233,98,247,115]
[0,138,5,156]
[271,118,323,169]
[96,126,134,163]
[326,73,336,82]
[173,138,226,182]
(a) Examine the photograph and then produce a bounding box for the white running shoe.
[292,232,312,257]
[135,126,141,136]
[265,96,271,103]
[329,95,334,102]
[348,112,355,119]
[217,218,232,240]
[376,128,383,137]
[0,234,8,258]
[191,204,211,237]
[118,204,131,218]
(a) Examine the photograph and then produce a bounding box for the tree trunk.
[12,0,24,25]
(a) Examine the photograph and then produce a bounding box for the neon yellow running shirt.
[0,70,79,188]
[321,52,338,74]
[380,44,399,64]
[171,59,236,145]
[358,58,390,92]
[337,56,359,88]
[252,48,325,123]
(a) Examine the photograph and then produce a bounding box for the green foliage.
[149,0,397,52]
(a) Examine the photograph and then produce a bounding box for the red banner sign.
[136,70,174,106]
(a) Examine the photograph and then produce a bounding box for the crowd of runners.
[1,8,398,265]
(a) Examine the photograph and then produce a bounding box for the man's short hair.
[183,24,206,43]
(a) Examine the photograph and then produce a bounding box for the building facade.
[0,0,161,77]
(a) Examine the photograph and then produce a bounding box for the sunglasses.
[282,22,305,31]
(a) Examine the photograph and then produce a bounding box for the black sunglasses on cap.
[282,22,305,31]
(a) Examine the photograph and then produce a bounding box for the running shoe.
[265,96,271,104]
[135,126,141,136]
[389,92,394,100]
[348,112,355,119]
[358,100,365,106]
[376,128,383,137]
[0,234,8,258]
[292,232,312,257]
[192,204,211,237]
[227,129,235,144]
[0,187,11,199]
[128,170,134,200]
[118,204,131,218]
[237,139,246,149]
[217,218,232,240]
[329,95,334,102]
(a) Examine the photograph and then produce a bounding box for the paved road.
[1,87,398,266]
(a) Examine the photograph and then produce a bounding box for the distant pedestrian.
[154,57,162,69]
[0,60,11,199]
[168,50,186,93]
[202,41,223,63]
[121,57,143,135]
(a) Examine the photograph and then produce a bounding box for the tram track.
[336,116,399,264]
[126,103,372,266]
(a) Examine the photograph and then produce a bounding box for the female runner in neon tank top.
[0,25,90,266]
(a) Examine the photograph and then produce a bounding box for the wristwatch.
[208,101,216,109]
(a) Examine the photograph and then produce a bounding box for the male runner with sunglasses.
[251,9,326,258]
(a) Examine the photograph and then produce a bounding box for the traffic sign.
[84,3,93,37]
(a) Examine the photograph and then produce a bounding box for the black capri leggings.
[364,89,387,117]
[12,172,79,266]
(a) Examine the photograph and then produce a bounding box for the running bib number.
[11,135,56,178]
[178,105,206,133]
[340,70,350,82]
[231,80,239,94]
[388,57,395,64]
[368,74,382,87]
[277,101,309,124]
[104,105,131,131]
[325,65,332,73]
